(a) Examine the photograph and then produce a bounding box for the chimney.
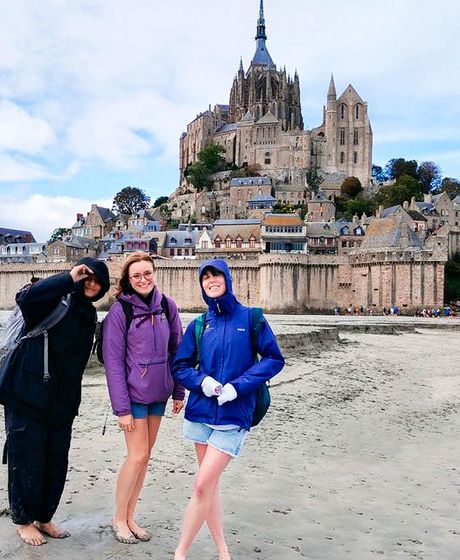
[403,200,409,210]
[424,193,432,203]
[77,213,83,221]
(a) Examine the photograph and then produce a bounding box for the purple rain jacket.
[102,288,185,416]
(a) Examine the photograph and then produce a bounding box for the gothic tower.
[228,0,303,131]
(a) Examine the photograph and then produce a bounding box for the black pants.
[4,407,73,525]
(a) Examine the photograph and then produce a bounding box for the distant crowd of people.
[332,305,455,317]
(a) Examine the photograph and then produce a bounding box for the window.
[169,248,175,256]
[170,237,177,244]
[249,236,256,248]
[353,130,358,145]
[340,151,345,164]
[236,237,242,248]
[202,241,208,249]
[340,129,345,145]
[340,104,346,119]
[225,238,231,248]
[354,151,358,164]
[214,239,221,248]
[355,105,360,119]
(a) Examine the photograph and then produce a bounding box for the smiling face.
[128,261,155,296]
[84,275,102,299]
[201,269,226,299]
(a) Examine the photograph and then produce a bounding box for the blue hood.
[198,259,237,315]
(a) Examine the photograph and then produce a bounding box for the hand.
[118,414,135,432]
[201,376,222,397]
[172,399,184,414]
[70,264,93,283]
[217,383,237,406]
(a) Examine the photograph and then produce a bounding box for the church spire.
[251,0,275,68]
[256,0,267,40]
[327,73,337,100]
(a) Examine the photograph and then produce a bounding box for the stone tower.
[228,0,303,131]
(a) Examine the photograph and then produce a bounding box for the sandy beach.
[0,315,459,559]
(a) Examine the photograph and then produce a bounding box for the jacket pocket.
[131,357,174,401]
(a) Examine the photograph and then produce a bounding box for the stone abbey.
[179,0,373,191]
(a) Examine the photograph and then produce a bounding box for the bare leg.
[175,445,232,560]
[113,418,150,539]
[195,444,230,559]
[17,523,47,546]
[127,415,162,538]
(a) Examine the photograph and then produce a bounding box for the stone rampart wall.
[0,255,445,312]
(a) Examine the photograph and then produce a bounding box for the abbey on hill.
[179,0,373,193]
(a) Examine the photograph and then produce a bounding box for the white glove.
[201,376,222,397]
[217,383,237,406]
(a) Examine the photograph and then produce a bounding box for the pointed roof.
[327,74,336,100]
[240,110,255,122]
[251,0,275,68]
[256,111,278,124]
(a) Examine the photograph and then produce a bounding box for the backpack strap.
[249,307,264,358]
[194,312,207,364]
[118,299,133,332]
[160,294,170,322]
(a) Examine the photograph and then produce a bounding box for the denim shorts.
[183,419,248,458]
[131,400,167,419]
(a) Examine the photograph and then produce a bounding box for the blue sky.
[1,0,459,241]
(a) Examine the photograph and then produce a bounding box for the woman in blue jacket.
[173,259,284,560]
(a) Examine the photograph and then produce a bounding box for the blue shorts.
[183,419,248,458]
[131,400,167,419]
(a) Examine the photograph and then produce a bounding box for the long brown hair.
[115,251,156,296]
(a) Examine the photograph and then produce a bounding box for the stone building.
[71,204,116,240]
[179,0,372,192]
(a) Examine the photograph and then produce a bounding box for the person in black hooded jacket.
[3,257,110,546]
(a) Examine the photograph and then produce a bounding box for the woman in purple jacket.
[102,252,184,544]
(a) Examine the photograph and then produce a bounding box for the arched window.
[340,104,346,119]
[355,105,360,119]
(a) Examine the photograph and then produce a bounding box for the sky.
[0,0,459,242]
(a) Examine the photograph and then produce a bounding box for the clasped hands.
[201,376,237,405]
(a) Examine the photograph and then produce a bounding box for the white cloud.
[0,192,112,242]
[0,101,55,154]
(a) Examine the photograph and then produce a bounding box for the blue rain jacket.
[172,259,284,430]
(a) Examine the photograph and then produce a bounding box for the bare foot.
[17,524,47,546]
[34,521,70,539]
[218,547,231,560]
[174,549,187,560]
[112,519,138,544]
[127,519,151,541]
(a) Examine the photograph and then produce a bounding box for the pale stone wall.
[0,254,446,313]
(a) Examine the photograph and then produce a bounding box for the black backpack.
[94,295,170,364]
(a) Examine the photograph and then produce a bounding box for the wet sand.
[0,316,459,559]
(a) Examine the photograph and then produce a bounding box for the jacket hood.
[198,259,237,314]
[75,257,110,302]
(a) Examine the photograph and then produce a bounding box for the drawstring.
[42,329,50,383]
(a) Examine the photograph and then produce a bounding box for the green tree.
[337,198,375,221]
[435,177,460,199]
[305,169,324,194]
[153,195,169,208]
[340,176,363,199]
[385,158,418,180]
[417,161,442,193]
[186,161,213,191]
[48,227,71,243]
[373,175,423,208]
[197,143,226,173]
[112,186,150,215]
[445,254,460,304]
[372,164,388,183]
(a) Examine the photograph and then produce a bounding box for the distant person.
[172,259,284,560]
[3,258,109,546]
[103,252,184,544]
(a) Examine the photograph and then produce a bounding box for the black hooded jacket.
[15,257,110,425]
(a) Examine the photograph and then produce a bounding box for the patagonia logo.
[236,327,246,332]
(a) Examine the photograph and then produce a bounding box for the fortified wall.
[0,254,445,313]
